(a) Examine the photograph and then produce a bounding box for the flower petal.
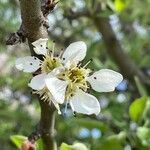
[62,41,87,64]
[48,66,65,76]
[32,38,48,55]
[69,89,100,115]
[15,56,41,73]
[87,69,123,92]
[51,98,61,114]
[45,77,68,104]
[28,73,47,90]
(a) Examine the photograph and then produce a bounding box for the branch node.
[6,25,26,45]
[41,0,58,17]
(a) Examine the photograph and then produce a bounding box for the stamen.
[73,78,78,83]
[77,62,82,68]
[51,40,55,57]
[83,59,93,68]
[64,101,68,114]
[58,48,64,58]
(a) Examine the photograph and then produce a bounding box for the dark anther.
[56,54,59,57]
[53,40,55,43]
[34,57,37,60]
[62,73,65,76]
[30,63,33,65]
[94,77,97,79]
[73,111,76,117]
[40,45,43,47]
[63,58,65,60]
[50,50,52,53]
[46,47,48,49]
[71,94,73,97]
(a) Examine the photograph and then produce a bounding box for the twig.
[6,0,58,46]
[6,24,26,45]
[41,0,59,17]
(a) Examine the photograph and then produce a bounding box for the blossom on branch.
[15,38,123,115]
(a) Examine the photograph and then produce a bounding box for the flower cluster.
[16,38,123,115]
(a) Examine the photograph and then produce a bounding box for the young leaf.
[60,143,72,150]
[37,138,44,150]
[10,135,27,149]
[129,97,147,122]
[137,127,150,146]
[114,0,126,12]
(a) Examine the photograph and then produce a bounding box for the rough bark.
[19,0,57,149]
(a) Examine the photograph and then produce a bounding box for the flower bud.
[21,141,35,150]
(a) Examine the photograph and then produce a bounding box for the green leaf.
[129,97,147,122]
[60,143,72,150]
[72,143,88,150]
[137,127,150,146]
[37,138,44,150]
[114,0,126,12]
[10,135,27,149]
[60,143,88,150]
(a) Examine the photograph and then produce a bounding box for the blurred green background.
[0,0,150,150]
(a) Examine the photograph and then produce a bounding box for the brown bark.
[19,0,57,150]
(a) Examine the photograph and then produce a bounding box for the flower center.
[58,65,91,99]
[41,55,62,73]
[68,67,86,83]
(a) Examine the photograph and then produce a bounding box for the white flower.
[15,39,123,115]
[15,38,62,73]
[45,41,123,115]
[15,38,65,114]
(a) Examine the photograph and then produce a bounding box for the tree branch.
[92,16,150,86]
[18,0,57,149]
[6,0,58,46]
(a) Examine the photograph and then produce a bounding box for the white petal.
[51,98,61,114]
[28,73,47,90]
[32,38,48,55]
[69,90,100,115]
[48,67,65,76]
[45,77,68,104]
[87,69,123,92]
[15,56,41,73]
[62,41,87,64]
